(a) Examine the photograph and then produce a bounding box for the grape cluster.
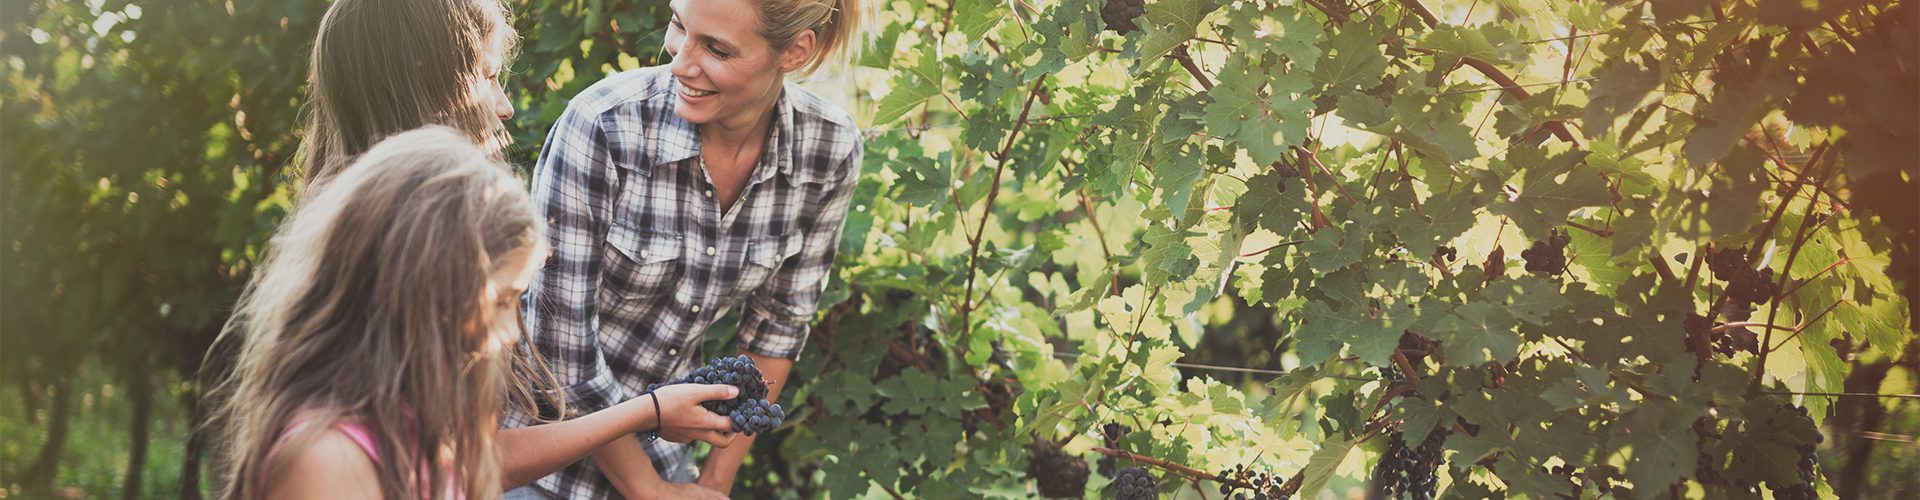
[1369,428,1448,500]
[1100,0,1145,35]
[1434,245,1458,262]
[1027,440,1091,498]
[1113,466,1158,500]
[1707,246,1780,306]
[1381,332,1433,389]
[1683,313,1760,358]
[1520,229,1571,275]
[646,355,781,434]
[1097,422,1131,477]
[1215,464,1285,500]
[727,398,785,435]
[1766,405,1821,500]
[1274,161,1305,193]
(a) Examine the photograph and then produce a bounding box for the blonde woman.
[519,0,865,496]
[207,128,745,499]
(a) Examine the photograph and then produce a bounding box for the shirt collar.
[647,76,796,183]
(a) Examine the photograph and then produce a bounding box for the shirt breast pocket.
[733,232,804,302]
[603,222,685,307]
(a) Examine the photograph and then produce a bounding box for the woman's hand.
[643,384,739,447]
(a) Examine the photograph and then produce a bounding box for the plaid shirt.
[513,66,861,498]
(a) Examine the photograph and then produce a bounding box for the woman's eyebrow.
[669,7,740,53]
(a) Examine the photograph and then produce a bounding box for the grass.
[1,362,198,498]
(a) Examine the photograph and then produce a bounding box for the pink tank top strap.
[268,416,384,466]
[329,420,384,465]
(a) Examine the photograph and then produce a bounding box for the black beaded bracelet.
[644,391,663,443]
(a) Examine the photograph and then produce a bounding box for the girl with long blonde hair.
[207,127,740,499]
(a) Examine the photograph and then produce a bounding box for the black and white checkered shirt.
[512,66,860,498]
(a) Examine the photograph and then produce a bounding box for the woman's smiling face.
[664,0,794,125]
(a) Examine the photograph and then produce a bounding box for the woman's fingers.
[690,429,739,448]
[668,383,739,406]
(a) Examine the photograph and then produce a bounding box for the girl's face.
[478,239,547,352]
[663,0,811,126]
[471,32,513,125]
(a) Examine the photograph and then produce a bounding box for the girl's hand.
[646,384,740,447]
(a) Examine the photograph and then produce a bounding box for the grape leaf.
[1312,26,1389,91]
[1295,436,1356,497]
[1204,56,1314,166]
[1419,23,1530,67]
[1431,302,1522,366]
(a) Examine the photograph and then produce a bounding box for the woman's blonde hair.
[207,127,559,499]
[296,0,518,187]
[753,0,864,76]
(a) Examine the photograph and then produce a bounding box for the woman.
[520,0,864,496]
[208,127,741,499]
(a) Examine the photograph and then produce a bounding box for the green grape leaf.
[1486,275,1568,325]
[1204,56,1314,166]
[1135,0,1221,61]
[1489,145,1607,239]
[1618,399,1703,493]
[1583,58,1661,138]
[1431,302,1522,366]
[1312,26,1389,91]
[1419,23,1530,67]
[874,50,945,125]
[1296,436,1356,497]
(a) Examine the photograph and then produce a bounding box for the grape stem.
[1710,322,1792,334]
[1753,145,1841,393]
[1170,44,1214,91]
[1390,0,1580,145]
[958,77,1047,343]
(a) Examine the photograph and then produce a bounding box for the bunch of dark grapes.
[1766,405,1821,500]
[1027,440,1091,498]
[1683,313,1760,358]
[1520,229,1571,275]
[1434,246,1458,263]
[1100,0,1145,35]
[1707,246,1780,307]
[1382,332,1428,388]
[726,398,785,435]
[1274,161,1305,193]
[1369,427,1448,500]
[1113,466,1158,500]
[1097,423,1131,477]
[647,355,781,433]
[1215,464,1285,500]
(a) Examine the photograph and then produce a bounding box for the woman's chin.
[672,103,712,125]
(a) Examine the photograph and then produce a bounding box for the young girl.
[295,0,518,188]
[207,127,741,499]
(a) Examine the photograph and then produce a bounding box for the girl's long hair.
[296,0,518,188]
[207,127,554,499]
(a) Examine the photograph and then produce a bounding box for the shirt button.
[691,305,703,313]
[640,250,649,259]
[704,189,713,198]
[705,246,716,256]
[668,348,678,356]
